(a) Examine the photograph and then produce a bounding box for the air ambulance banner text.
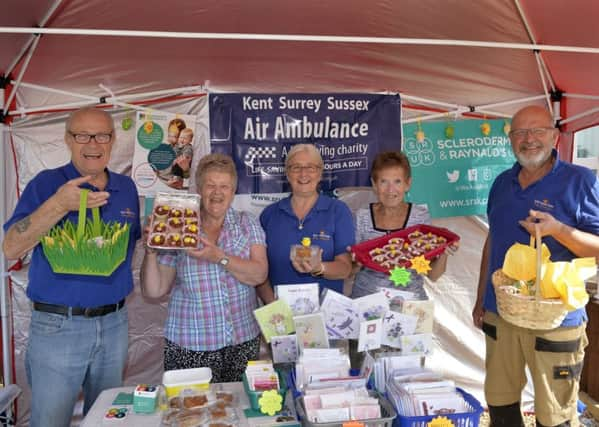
[209,93,402,194]
[404,119,516,218]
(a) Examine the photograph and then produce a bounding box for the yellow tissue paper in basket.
[541,258,596,310]
[502,241,550,282]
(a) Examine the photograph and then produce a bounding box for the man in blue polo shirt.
[472,105,599,427]
[3,107,141,427]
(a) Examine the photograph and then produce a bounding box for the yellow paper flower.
[258,389,283,416]
[428,415,455,427]
[143,121,154,134]
[503,120,511,135]
[481,122,491,136]
[410,256,431,275]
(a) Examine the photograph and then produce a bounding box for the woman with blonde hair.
[260,144,354,299]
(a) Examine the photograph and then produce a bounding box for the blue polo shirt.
[485,150,599,326]
[260,194,355,294]
[3,162,141,307]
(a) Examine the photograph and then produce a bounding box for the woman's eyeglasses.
[287,164,321,174]
[68,131,113,144]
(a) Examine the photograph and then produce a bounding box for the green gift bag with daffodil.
[40,189,130,276]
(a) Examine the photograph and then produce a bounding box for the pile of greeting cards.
[253,281,435,365]
[254,283,328,364]
[386,367,472,418]
[322,287,434,356]
[244,362,281,393]
[294,349,388,424]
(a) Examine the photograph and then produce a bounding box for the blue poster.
[209,93,402,194]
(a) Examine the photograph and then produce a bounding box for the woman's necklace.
[292,195,317,230]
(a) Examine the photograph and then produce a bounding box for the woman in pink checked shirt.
[140,153,268,382]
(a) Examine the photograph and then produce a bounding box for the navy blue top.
[3,162,141,307]
[485,150,599,326]
[260,194,355,294]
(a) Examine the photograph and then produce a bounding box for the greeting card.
[357,318,382,352]
[271,335,299,364]
[275,283,320,315]
[293,312,329,350]
[381,311,418,348]
[354,291,390,321]
[397,299,434,333]
[399,333,433,355]
[320,289,360,340]
[254,300,296,343]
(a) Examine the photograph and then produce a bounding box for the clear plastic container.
[290,243,320,266]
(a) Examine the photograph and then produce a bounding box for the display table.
[81,382,260,426]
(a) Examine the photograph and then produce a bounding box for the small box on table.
[133,384,158,413]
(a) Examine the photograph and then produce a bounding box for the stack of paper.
[386,367,469,417]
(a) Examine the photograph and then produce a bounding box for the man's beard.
[515,146,552,170]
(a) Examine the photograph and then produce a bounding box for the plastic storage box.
[162,367,212,398]
[242,370,288,411]
[295,392,397,427]
[391,388,482,427]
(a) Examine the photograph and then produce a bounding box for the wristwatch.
[218,256,230,268]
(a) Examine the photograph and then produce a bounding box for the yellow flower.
[258,390,283,416]
[143,121,153,134]
[481,122,491,136]
[428,416,454,427]
[410,255,431,275]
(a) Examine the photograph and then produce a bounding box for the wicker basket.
[492,231,568,330]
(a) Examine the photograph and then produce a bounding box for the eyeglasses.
[509,127,555,140]
[68,131,113,144]
[287,164,321,174]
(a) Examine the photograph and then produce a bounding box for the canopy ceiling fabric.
[2,0,599,131]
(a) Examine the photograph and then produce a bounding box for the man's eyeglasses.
[68,131,113,144]
[287,164,321,174]
[509,127,555,140]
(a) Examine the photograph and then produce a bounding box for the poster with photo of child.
[131,111,198,195]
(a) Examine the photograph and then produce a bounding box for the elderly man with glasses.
[473,105,599,427]
[3,107,141,427]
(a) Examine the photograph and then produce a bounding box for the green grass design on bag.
[40,189,131,276]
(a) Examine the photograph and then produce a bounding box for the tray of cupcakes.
[147,192,201,249]
[350,224,460,273]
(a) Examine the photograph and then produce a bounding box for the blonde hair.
[180,128,194,138]
[168,118,186,132]
[195,153,238,190]
[285,144,324,169]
